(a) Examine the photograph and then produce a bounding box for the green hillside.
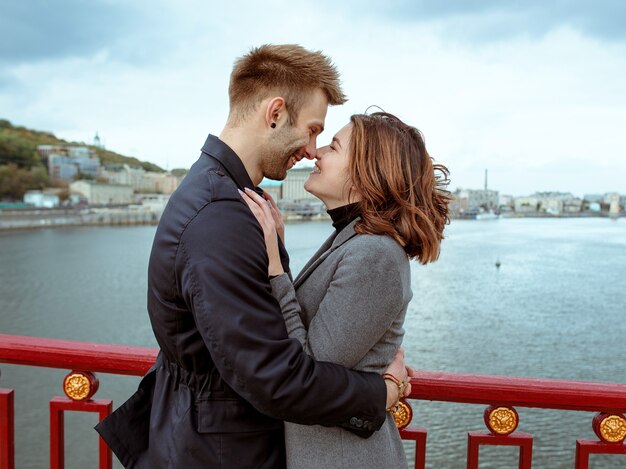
[0,119,163,172]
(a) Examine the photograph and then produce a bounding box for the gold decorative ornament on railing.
[484,405,519,436]
[593,413,626,444]
[63,371,99,401]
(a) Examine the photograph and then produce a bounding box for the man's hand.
[383,348,410,410]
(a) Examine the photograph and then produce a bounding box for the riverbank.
[0,206,333,230]
[0,206,160,230]
[1,206,621,231]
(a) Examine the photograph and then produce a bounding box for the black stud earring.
[270,122,276,128]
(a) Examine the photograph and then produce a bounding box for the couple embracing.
[96,44,451,469]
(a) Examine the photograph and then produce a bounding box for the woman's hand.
[239,188,284,277]
[263,190,285,245]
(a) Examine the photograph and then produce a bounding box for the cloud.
[347,0,626,42]
[0,0,136,63]
[0,0,625,195]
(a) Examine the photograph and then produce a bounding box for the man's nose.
[304,140,317,159]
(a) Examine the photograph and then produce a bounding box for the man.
[96,44,409,468]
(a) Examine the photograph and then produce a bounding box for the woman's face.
[304,123,358,209]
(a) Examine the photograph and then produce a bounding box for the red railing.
[0,333,625,469]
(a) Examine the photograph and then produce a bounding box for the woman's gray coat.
[270,219,412,469]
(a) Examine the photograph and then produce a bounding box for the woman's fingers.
[244,188,275,225]
[264,191,279,211]
[239,189,268,226]
[239,190,260,214]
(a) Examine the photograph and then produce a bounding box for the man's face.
[261,88,328,181]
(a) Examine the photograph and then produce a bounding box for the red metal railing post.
[98,402,113,469]
[3,335,626,467]
[467,432,533,469]
[0,389,15,469]
[50,397,112,469]
[50,400,64,469]
[399,426,427,469]
[575,440,626,468]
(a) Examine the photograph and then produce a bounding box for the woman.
[241,112,451,468]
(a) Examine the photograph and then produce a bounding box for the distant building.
[100,164,150,190]
[583,194,604,204]
[145,172,182,195]
[99,164,182,194]
[48,154,79,181]
[136,194,170,219]
[498,194,515,213]
[37,145,66,158]
[281,167,316,201]
[608,192,621,215]
[589,202,601,212]
[24,190,60,208]
[41,145,101,182]
[93,132,103,149]
[515,197,539,212]
[563,198,583,213]
[259,179,282,202]
[534,192,581,215]
[454,188,499,212]
[603,192,619,205]
[70,181,133,205]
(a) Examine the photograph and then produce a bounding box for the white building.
[144,172,182,195]
[70,181,133,205]
[100,164,182,194]
[608,192,621,214]
[100,164,148,190]
[24,190,60,208]
[455,188,499,211]
[281,168,316,201]
[515,197,539,212]
[535,192,582,214]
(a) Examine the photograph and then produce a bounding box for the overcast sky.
[1,0,625,196]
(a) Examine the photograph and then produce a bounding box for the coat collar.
[294,218,360,288]
[200,134,255,191]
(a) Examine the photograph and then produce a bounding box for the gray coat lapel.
[294,218,360,289]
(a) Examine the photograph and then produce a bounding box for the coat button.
[350,417,358,426]
[355,419,363,428]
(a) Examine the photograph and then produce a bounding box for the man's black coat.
[96,135,387,468]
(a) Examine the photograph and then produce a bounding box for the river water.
[1,217,625,468]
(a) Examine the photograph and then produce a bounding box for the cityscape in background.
[260,168,625,221]
[0,140,624,230]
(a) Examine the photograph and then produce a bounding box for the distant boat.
[476,210,500,221]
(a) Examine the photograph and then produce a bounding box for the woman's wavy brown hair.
[348,112,452,264]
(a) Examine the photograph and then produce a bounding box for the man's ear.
[265,97,286,129]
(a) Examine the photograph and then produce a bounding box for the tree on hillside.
[0,164,50,200]
[1,118,165,173]
[171,168,189,177]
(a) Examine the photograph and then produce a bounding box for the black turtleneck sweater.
[327,202,360,233]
